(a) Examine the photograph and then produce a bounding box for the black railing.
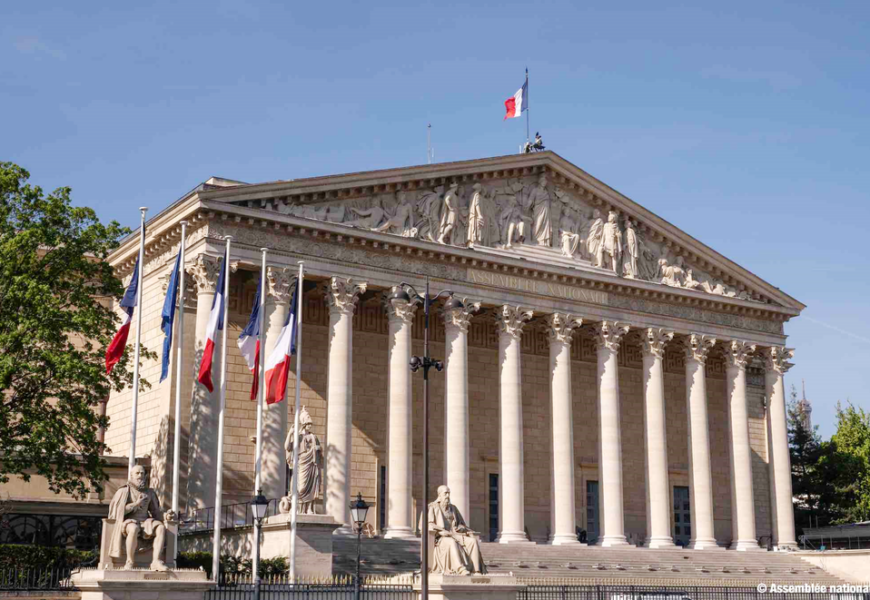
[181,498,281,535]
[207,578,414,600]
[520,585,870,600]
[0,566,77,591]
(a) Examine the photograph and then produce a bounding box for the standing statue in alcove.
[280,406,323,515]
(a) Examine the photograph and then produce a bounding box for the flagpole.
[252,248,268,585]
[289,261,304,582]
[525,67,530,145]
[211,237,232,582]
[128,207,147,478]
[171,220,187,555]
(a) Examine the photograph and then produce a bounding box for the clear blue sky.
[4,1,868,438]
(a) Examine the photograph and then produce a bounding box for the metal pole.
[289,262,304,581]
[427,124,432,165]
[211,237,232,581]
[253,522,262,600]
[421,276,430,600]
[525,68,530,145]
[252,249,268,584]
[128,207,147,478]
[355,524,362,600]
[171,220,187,560]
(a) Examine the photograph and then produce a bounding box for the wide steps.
[332,538,846,584]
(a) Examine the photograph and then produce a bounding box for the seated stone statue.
[427,485,486,575]
[107,465,175,570]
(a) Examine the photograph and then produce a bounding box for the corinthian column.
[324,277,367,535]
[593,320,630,547]
[261,266,294,502]
[684,333,720,550]
[642,328,676,549]
[546,313,583,545]
[764,346,798,550]
[725,340,761,550]
[495,305,534,544]
[184,254,221,512]
[383,286,419,540]
[442,296,480,522]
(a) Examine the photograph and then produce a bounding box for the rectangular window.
[379,465,387,533]
[488,473,499,542]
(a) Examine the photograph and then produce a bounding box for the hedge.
[0,545,98,570]
[177,552,288,578]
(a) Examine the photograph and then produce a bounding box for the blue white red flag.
[504,80,528,120]
[264,285,298,404]
[237,278,261,400]
[197,258,227,393]
[105,257,139,374]
[159,249,182,382]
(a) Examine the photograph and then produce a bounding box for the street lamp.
[350,492,370,600]
[251,490,269,600]
[399,277,455,600]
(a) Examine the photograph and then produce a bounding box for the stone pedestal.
[71,568,210,600]
[260,513,342,578]
[416,574,523,600]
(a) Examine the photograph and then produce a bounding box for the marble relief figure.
[428,485,487,575]
[559,205,583,258]
[527,174,552,247]
[416,186,444,242]
[466,183,485,248]
[347,197,387,230]
[437,182,462,245]
[596,210,623,271]
[623,218,639,278]
[374,192,416,237]
[281,406,323,515]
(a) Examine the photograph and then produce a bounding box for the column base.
[596,535,631,547]
[729,539,763,551]
[688,538,724,550]
[383,527,417,540]
[495,531,535,544]
[644,537,677,549]
[332,525,356,537]
[549,534,582,546]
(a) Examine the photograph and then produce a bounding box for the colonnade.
[185,268,798,551]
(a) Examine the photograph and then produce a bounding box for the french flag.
[105,258,139,374]
[197,257,227,393]
[264,285,298,405]
[237,278,261,400]
[504,80,528,120]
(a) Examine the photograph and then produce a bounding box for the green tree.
[788,385,830,531]
[1,162,150,499]
[824,402,870,523]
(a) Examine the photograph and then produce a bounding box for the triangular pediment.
[200,152,802,311]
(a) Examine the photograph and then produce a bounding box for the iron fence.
[207,580,414,600]
[520,585,870,600]
[0,566,76,591]
[181,498,281,535]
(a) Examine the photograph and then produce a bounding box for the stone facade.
[101,152,803,550]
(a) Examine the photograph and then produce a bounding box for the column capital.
[186,254,221,294]
[763,346,794,374]
[726,340,757,372]
[685,333,717,365]
[325,277,367,315]
[545,313,583,346]
[593,320,630,353]
[441,297,480,333]
[383,285,421,325]
[266,266,295,306]
[495,305,534,340]
[641,328,674,358]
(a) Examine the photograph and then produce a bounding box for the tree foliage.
[0,162,150,498]
[825,402,870,523]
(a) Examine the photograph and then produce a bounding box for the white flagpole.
[289,261,304,582]
[252,248,268,583]
[171,220,187,556]
[128,207,147,478]
[211,236,232,581]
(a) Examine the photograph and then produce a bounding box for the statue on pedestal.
[107,465,175,571]
[427,485,486,575]
[281,406,323,515]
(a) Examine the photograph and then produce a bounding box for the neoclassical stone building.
[104,151,803,551]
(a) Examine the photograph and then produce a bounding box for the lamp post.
[399,277,456,600]
[251,490,269,600]
[350,493,370,600]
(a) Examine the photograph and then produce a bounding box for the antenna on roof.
[427,124,433,164]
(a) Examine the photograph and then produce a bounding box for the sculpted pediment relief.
[245,169,766,305]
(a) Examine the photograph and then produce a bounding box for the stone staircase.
[332,538,847,585]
